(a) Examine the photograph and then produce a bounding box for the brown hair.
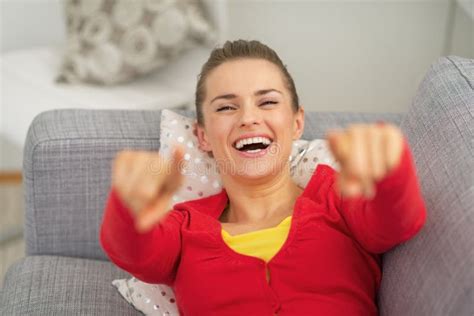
[195,39,300,126]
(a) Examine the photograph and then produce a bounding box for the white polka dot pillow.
[112,277,178,315]
[158,109,225,204]
[111,109,340,315]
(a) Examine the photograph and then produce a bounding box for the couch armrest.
[23,109,175,260]
[379,55,474,315]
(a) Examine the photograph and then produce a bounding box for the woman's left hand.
[326,123,404,199]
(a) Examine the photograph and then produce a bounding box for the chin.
[233,159,285,180]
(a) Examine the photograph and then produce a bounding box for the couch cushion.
[379,56,474,315]
[0,255,140,315]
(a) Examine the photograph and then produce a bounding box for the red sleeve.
[99,186,184,286]
[331,137,427,253]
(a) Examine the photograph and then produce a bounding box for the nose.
[239,103,262,128]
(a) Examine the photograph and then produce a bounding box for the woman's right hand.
[112,145,186,233]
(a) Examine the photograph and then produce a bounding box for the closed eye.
[217,101,277,112]
[216,105,235,112]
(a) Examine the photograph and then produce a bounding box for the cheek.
[273,112,295,137]
[272,111,297,155]
[207,120,232,149]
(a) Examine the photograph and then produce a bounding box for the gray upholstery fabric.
[379,56,474,315]
[22,108,402,260]
[0,256,140,315]
[22,110,163,260]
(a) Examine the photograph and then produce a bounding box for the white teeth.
[234,136,272,150]
[246,148,263,153]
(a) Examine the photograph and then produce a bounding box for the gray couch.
[1,56,472,315]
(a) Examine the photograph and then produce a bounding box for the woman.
[100,40,426,315]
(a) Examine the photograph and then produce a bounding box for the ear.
[292,106,305,140]
[193,121,213,153]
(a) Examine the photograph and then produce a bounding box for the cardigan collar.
[173,188,230,220]
[172,164,326,221]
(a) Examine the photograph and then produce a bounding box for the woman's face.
[195,58,304,180]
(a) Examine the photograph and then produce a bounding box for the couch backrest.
[23,109,402,260]
[379,56,474,315]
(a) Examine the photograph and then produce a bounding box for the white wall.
[226,0,473,113]
[451,0,474,58]
[0,0,66,171]
[0,0,66,53]
[457,0,474,20]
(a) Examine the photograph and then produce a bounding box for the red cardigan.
[100,138,426,315]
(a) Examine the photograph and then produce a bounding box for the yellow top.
[221,216,292,262]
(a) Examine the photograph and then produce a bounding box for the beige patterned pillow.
[57,0,217,85]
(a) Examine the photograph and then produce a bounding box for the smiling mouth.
[236,143,270,153]
[232,138,274,153]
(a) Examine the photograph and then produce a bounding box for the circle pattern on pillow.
[152,8,188,47]
[58,0,217,85]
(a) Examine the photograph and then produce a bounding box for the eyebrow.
[210,89,282,105]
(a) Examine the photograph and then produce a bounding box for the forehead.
[205,59,287,97]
